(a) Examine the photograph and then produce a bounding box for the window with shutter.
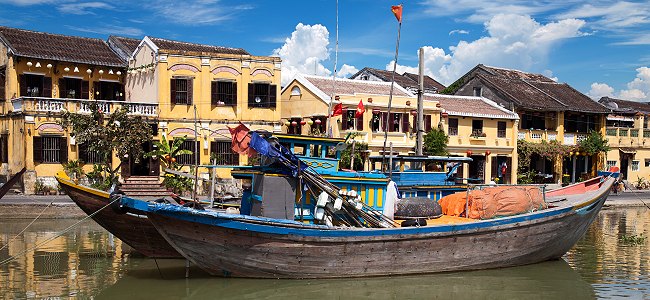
[0,134,7,163]
[210,140,239,165]
[81,80,89,99]
[248,83,276,108]
[175,139,198,165]
[43,77,52,98]
[356,112,364,131]
[61,78,81,99]
[19,74,27,97]
[402,113,409,133]
[59,137,68,163]
[448,118,458,136]
[425,115,432,132]
[33,136,43,163]
[497,121,507,138]
[213,81,237,106]
[341,109,349,130]
[171,78,190,105]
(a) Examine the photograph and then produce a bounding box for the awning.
[607,114,634,122]
[619,147,637,155]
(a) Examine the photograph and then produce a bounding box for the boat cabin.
[368,155,472,200]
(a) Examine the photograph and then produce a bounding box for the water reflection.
[96,259,595,300]
[0,207,648,299]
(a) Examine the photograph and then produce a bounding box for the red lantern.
[485,150,491,156]
[410,110,418,116]
[372,108,381,114]
[315,119,322,124]
[300,120,306,126]
[436,103,441,108]
[466,150,473,156]
[335,95,340,101]
[406,100,411,106]
[368,98,373,103]
[441,112,449,118]
[291,121,297,126]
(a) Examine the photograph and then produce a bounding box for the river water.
[0,207,648,300]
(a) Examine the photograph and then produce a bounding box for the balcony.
[11,97,158,117]
[519,130,559,143]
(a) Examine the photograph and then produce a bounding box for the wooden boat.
[0,167,26,199]
[121,175,615,278]
[55,172,182,258]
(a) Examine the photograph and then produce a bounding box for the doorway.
[468,155,485,184]
[124,141,160,177]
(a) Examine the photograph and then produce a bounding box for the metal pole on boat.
[416,47,424,156]
[210,159,216,208]
[389,142,393,177]
[192,105,199,201]
[350,139,356,170]
[466,185,471,219]
[381,17,402,172]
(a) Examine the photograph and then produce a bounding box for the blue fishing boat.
[119,131,616,278]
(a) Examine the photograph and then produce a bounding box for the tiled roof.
[527,81,609,113]
[350,67,446,92]
[108,36,140,54]
[300,75,413,100]
[149,37,249,56]
[599,97,650,114]
[0,26,126,67]
[479,74,566,111]
[424,93,518,119]
[475,69,609,113]
[403,72,446,91]
[479,65,555,82]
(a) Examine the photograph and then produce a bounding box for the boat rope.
[0,196,120,266]
[0,201,54,253]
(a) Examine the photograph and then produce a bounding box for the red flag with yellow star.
[391,4,402,23]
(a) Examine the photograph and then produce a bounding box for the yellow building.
[447,64,609,183]
[0,27,281,194]
[281,74,519,184]
[599,97,650,183]
[116,36,281,179]
[0,27,135,193]
[425,94,519,184]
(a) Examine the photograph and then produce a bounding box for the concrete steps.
[120,176,169,198]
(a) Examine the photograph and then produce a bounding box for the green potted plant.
[63,159,85,183]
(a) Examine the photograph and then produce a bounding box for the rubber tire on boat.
[395,197,443,219]
[401,218,428,227]
[183,201,205,210]
[109,191,129,214]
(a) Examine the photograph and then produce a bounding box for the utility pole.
[416,47,424,156]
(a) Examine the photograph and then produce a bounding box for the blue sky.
[1,0,650,101]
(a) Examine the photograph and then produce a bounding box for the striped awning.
[619,147,637,154]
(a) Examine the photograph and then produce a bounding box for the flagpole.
[326,0,339,137]
[381,18,402,172]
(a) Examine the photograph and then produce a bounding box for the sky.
[1,0,650,101]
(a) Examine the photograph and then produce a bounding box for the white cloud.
[152,0,252,26]
[421,0,564,23]
[273,23,331,86]
[589,67,650,101]
[0,0,56,5]
[337,64,359,78]
[554,2,650,31]
[387,14,585,86]
[65,24,143,37]
[588,83,614,99]
[449,29,470,35]
[58,2,113,15]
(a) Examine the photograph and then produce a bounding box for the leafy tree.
[60,101,152,190]
[578,130,610,155]
[423,128,449,156]
[340,141,368,171]
[144,135,194,194]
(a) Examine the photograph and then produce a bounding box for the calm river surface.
[0,207,648,300]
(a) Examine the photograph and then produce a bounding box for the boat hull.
[144,178,612,278]
[56,175,181,258]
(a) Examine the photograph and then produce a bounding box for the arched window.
[291,86,301,96]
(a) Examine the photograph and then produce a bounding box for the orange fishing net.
[438,186,547,220]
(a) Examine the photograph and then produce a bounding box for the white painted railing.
[35,99,65,112]
[9,97,159,117]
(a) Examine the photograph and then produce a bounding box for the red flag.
[391,4,402,23]
[228,122,256,156]
[331,103,343,117]
[355,100,365,118]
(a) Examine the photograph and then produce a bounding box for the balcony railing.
[10,97,158,117]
